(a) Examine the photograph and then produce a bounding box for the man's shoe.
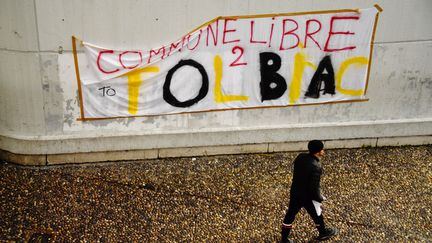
[317,227,337,241]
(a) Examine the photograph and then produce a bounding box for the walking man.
[281,140,337,242]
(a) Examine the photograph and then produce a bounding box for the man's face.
[317,149,325,158]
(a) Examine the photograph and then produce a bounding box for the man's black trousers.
[282,198,325,232]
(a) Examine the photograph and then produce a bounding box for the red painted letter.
[223,18,240,44]
[324,16,359,52]
[168,40,182,56]
[305,19,322,49]
[119,51,142,69]
[187,29,202,51]
[250,20,266,44]
[206,19,219,47]
[279,19,299,50]
[147,46,166,64]
[268,17,275,48]
[97,50,120,74]
[230,46,247,67]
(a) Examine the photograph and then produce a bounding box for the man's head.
[308,140,324,157]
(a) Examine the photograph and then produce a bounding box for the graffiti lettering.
[222,18,240,44]
[77,7,380,119]
[97,50,120,74]
[168,39,183,56]
[249,20,267,44]
[148,46,166,64]
[280,19,300,51]
[206,19,219,47]
[162,53,363,108]
[93,15,361,75]
[259,52,287,101]
[98,86,116,97]
[214,55,249,103]
[305,19,322,49]
[324,16,360,52]
[268,18,275,48]
[336,56,368,96]
[163,59,209,108]
[289,50,316,104]
[305,55,336,98]
[119,51,142,69]
[123,66,160,115]
[187,29,203,51]
[230,46,247,67]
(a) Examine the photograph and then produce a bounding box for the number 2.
[230,46,247,67]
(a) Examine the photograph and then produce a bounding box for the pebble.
[0,145,431,242]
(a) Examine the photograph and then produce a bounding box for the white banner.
[74,7,381,119]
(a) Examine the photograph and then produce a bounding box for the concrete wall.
[1,0,431,165]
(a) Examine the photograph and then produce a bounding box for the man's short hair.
[308,140,324,154]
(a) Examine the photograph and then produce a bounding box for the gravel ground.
[1,145,431,242]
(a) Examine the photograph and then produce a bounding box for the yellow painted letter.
[122,66,160,115]
[214,55,248,103]
[289,51,315,104]
[336,56,368,96]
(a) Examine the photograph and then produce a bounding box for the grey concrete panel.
[0,0,39,51]
[0,51,46,136]
[34,0,432,51]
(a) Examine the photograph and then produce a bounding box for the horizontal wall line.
[1,135,431,166]
[1,117,432,141]
[1,39,431,54]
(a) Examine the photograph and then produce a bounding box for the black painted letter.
[163,59,209,108]
[305,55,335,98]
[259,52,287,102]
